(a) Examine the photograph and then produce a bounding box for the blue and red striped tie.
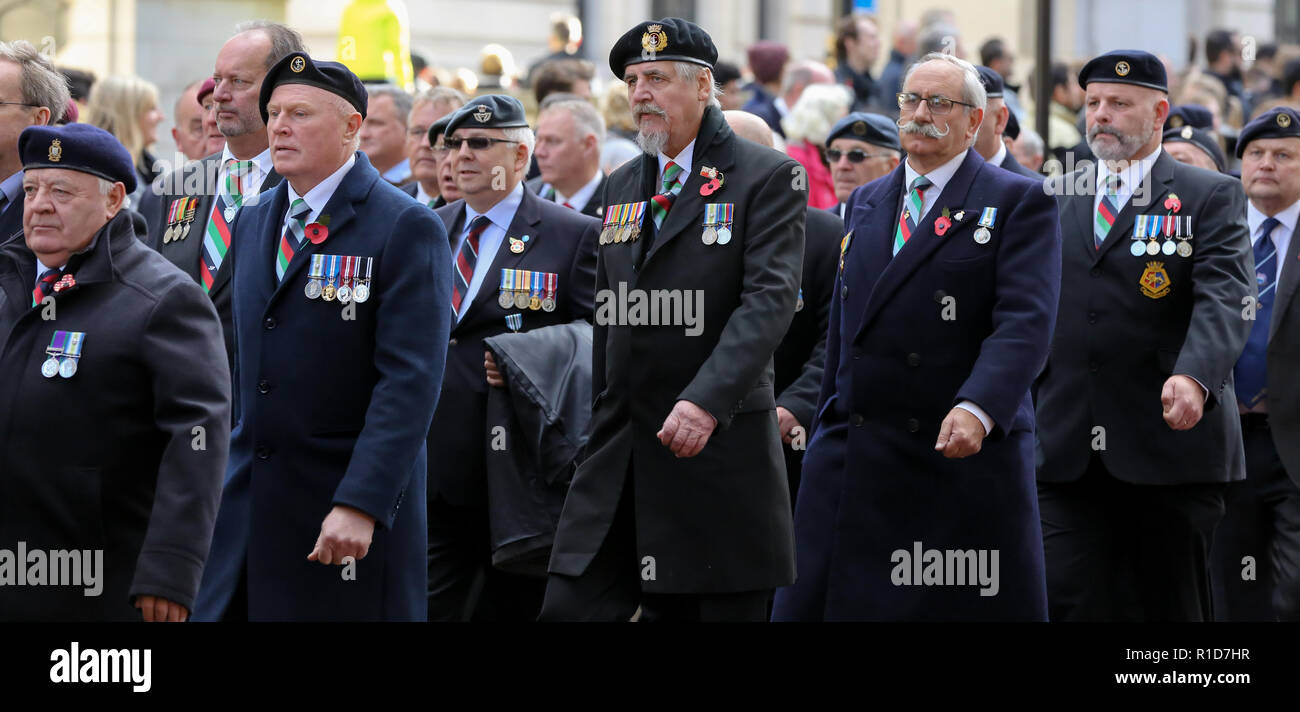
[1094,175,1121,249]
[452,216,490,314]
[893,175,931,256]
[32,269,59,307]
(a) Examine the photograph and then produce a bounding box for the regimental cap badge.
[852,121,867,136]
[1169,115,1185,128]
[1181,125,1193,139]
[48,139,61,162]
[1115,61,1131,77]
[1279,113,1292,128]
[642,24,668,53]
[290,56,305,73]
[473,105,492,123]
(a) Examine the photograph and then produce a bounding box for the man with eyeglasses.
[427,94,598,621]
[826,112,900,220]
[140,22,303,370]
[975,65,1039,179]
[773,52,1061,621]
[401,87,466,209]
[0,40,69,244]
[1035,50,1253,622]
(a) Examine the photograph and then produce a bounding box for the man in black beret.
[1036,49,1255,621]
[975,65,1039,179]
[139,22,304,372]
[1162,124,1227,173]
[0,123,230,621]
[424,94,598,621]
[1210,106,1300,621]
[542,18,806,621]
[194,52,452,621]
[1166,103,1215,131]
[825,111,900,219]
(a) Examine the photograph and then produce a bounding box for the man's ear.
[105,182,126,218]
[515,142,529,174]
[1153,97,1170,130]
[343,112,364,145]
[996,105,1009,135]
[34,105,50,127]
[968,107,985,140]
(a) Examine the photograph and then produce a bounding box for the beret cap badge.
[642,24,668,54]
[1279,113,1292,128]
[290,56,305,73]
[473,105,492,122]
[1169,115,1184,128]
[48,139,61,162]
[1115,61,1130,77]
[1180,125,1193,139]
[852,121,867,136]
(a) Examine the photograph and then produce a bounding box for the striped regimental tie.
[892,175,932,256]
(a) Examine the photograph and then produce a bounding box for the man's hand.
[1162,374,1204,431]
[484,350,505,388]
[657,400,717,458]
[135,595,188,622]
[934,407,986,459]
[777,406,802,445]
[307,505,376,565]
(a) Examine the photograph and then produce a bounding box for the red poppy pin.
[934,208,952,236]
[699,166,724,196]
[305,222,329,244]
[1164,194,1181,213]
[53,274,76,292]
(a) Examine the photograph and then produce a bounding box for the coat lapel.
[643,106,736,268]
[459,188,544,326]
[1093,151,1175,264]
[854,150,983,341]
[1272,221,1300,343]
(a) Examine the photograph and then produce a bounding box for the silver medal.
[717,226,732,245]
[701,226,717,245]
[337,285,351,304]
[499,292,514,309]
[41,358,59,378]
[305,281,323,299]
[1177,241,1193,258]
[353,282,370,303]
[58,358,77,378]
[974,227,991,244]
[1130,241,1145,256]
[1146,240,1160,256]
[1161,240,1176,256]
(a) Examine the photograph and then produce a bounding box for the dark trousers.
[538,467,772,622]
[1038,455,1226,621]
[427,492,546,622]
[1209,414,1300,621]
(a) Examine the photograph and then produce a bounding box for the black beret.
[1165,104,1214,130]
[826,112,900,152]
[976,65,1003,98]
[1162,125,1226,172]
[1236,107,1300,158]
[19,123,137,193]
[258,51,368,123]
[1078,49,1167,93]
[608,17,717,78]
[1005,110,1021,140]
[427,113,454,146]
[443,95,530,137]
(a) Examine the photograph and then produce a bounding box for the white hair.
[902,52,987,112]
[541,99,606,145]
[780,83,852,144]
[675,62,722,109]
[1017,127,1044,157]
[503,126,535,166]
[97,177,114,195]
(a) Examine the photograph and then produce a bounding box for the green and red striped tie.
[893,175,931,256]
[650,161,684,230]
[1094,175,1121,249]
[200,159,250,292]
[276,198,310,282]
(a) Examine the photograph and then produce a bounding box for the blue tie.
[1234,216,1281,409]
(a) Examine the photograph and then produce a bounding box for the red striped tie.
[32,269,59,307]
[452,216,491,313]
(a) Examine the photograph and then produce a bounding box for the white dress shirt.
[1092,145,1162,233]
[452,181,525,321]
[543,170,603,213]
[414,182,436,206]
[283,154,355,233]
[220,145,274,208]
[658,139,697,186]
[989,141,1008,169]
[1246,198,1298,286]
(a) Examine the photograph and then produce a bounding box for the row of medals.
[701,222,733,246]
[1131,222,1194,257]
[41,354,78,378]
[600,221,641,245]
[161,199,198,243]
[306,259,372,304]
[499,285,557,312]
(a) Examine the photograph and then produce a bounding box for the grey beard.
[1087,124,1153,161]
[636,129,669,156]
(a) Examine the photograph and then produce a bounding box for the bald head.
[724,110,774,148]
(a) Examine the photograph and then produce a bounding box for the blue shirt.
[382,158,411,185]
[453,181,524,321]
[0,170,23,214]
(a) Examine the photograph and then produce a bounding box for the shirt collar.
[463,180,525,233]
[990,142,1008,168]
[221,144,273,180]
[1247,198,1300,244]
[1097,145,1161,191]
[904,148,968,195]
[382,158,411,183]
[657,139,696,184]
[0,170,23,206]
[415,182,435,205]
[286,154,356,220]
[552,171,603,211]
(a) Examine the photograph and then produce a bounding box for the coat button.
[449,337,458,346]
[1088,311,1097,324]
[841,284,849,299]
[257,379,271,394]
[851,413,864,427]
[907,418,920,433]
[907,353,921,367]
[851,346,862,359]
[255,446,270,460]
[264,317,276,330]
[1089,267,1101,278]
[933,289,948,303]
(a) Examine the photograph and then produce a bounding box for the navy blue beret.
[976,65,1003,98]
[1005,110,1021,140]
[259,51,368,123]
[826,112,900,152]
[1162,125,1226,172]
[609,17,717,77]
[1165,104,1214,130]
[427,113,454,145]
[1236,107,1300,158]
[1078,50,1167,93]
[19,123,137,193]
[444,95,530,136]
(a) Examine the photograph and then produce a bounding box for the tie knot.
[910,175,932,192]
[38,268,60,284]
[662,161,683,190]
[1104,174,1121,194]
[289,198,310,220]
[469,215,491,234]
[1259,217,1281,240]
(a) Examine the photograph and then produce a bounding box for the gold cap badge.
[290,56,305,73]
[1115,61,1131,77]
[642,24,668,53]
[1279,113,1292,128]
[1169,115,1185,128]
[852,121,867,136]
[48,139,61,162]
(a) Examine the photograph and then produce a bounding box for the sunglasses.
[444,136,520,151]
[826,148,890,163]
